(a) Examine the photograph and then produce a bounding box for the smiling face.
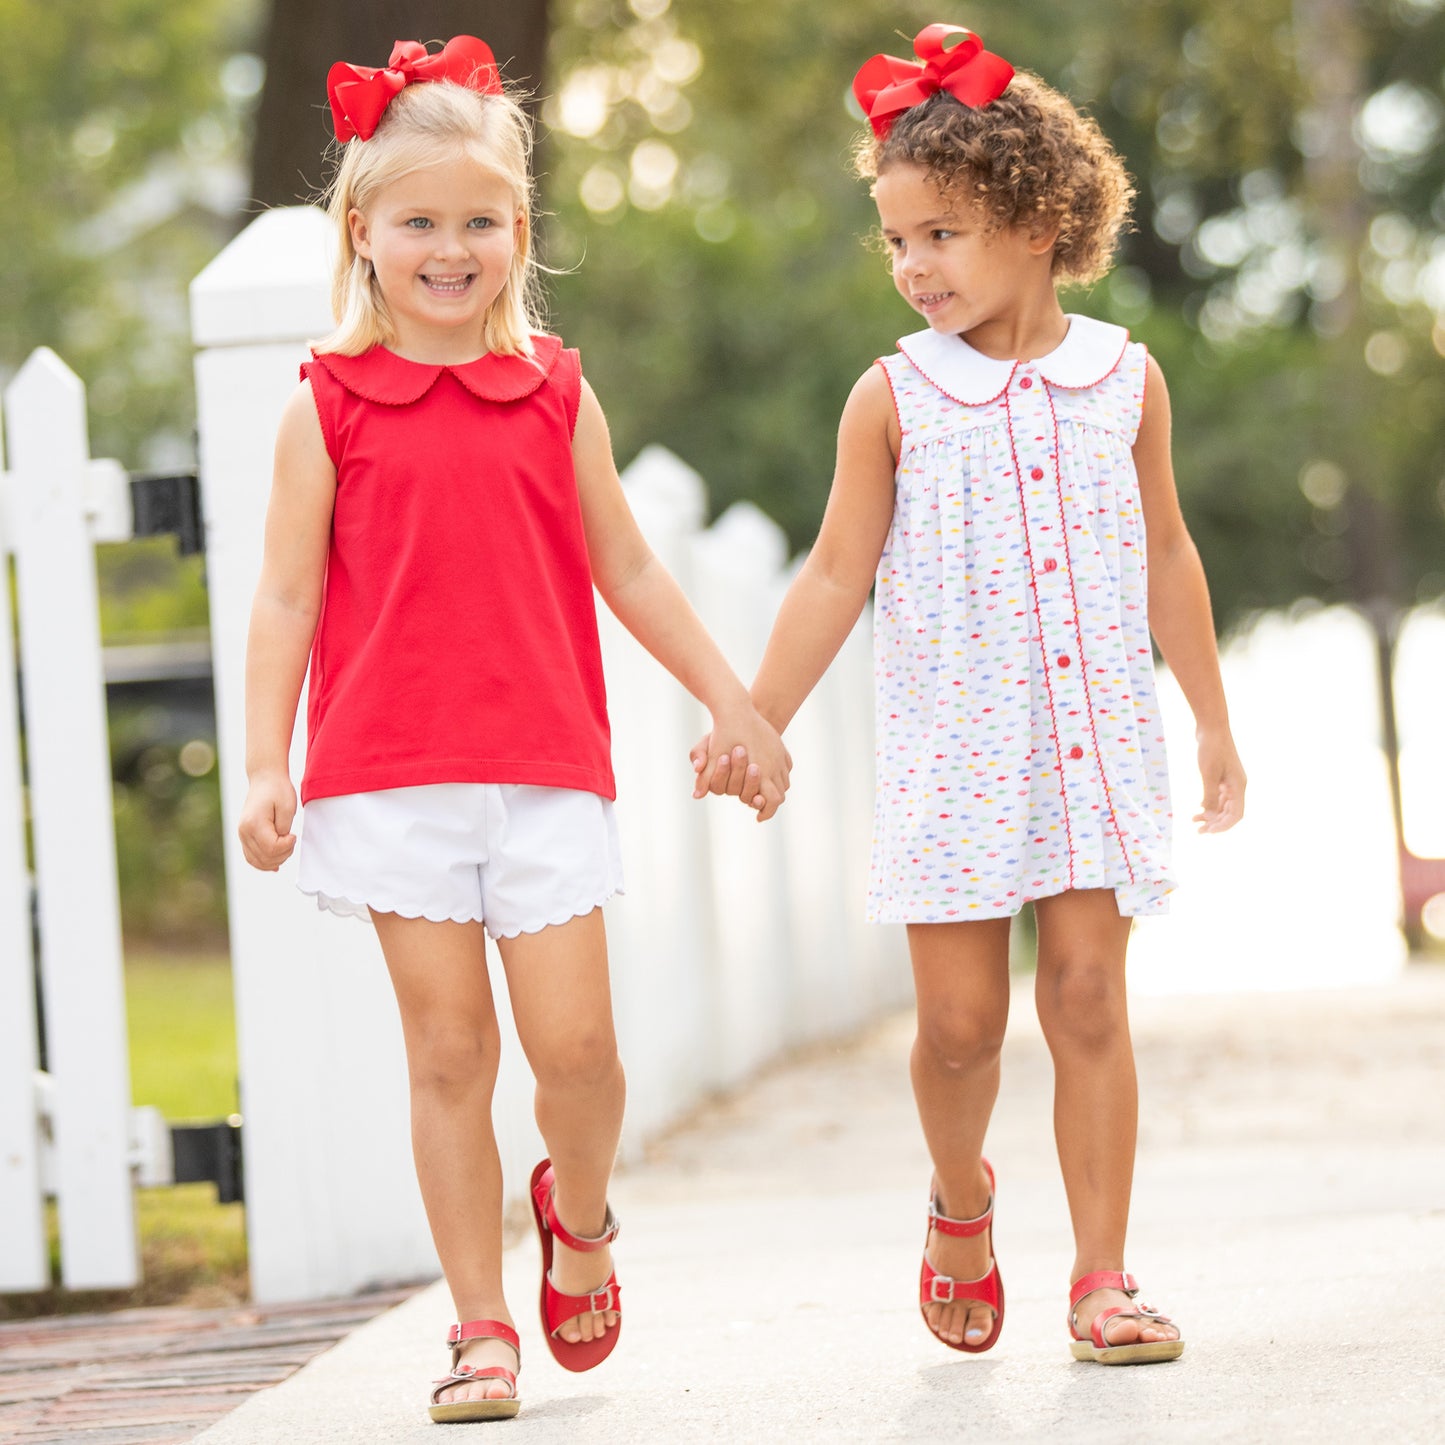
[873,161,1057,345]
[348,154,520,362]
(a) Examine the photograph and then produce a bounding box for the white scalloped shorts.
[296,782,624,939]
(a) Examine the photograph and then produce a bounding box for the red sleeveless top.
[297,337,614,803]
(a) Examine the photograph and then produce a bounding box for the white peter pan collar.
[896,314,1130,406]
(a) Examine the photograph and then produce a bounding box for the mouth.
[913,290,953,313]
[420,274,475,295]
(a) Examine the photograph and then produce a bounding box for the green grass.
[0,949,248,1318]
[125,951,239,1121]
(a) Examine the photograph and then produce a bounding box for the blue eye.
[468,217,493,229]
[407,217,432,229]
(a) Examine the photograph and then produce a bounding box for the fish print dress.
[868,314,1173,922]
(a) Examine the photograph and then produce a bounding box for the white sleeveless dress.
[868,314,1173,922]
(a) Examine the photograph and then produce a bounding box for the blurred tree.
[539,0,1445,634]
[250,0,552,207]
[0,0,257,466]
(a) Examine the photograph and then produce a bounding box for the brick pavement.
[0,1286,422,1444]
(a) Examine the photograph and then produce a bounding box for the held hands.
[238,769,299,870]
[1193,728,1246,834]
[690,706,792,822]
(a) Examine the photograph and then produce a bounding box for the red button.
[1030,466,1044,480]
[1057,654,1071,667]
[1019,376,1033,389]
[1043,557,1058,573]
[1069,745,1084,760]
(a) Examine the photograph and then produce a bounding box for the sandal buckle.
[928,1276,956,1304]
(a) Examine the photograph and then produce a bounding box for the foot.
[922,1162,998,1348]
[434,1329,519,1405]
[1070,1276,1180,1348]
[549,1231,620,1345]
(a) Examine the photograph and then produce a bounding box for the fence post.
[191,207,436,1301]
[0,411,47,1291]
[688,501,794,1084]
[600,446,720,1141]
[3,349,137,1288]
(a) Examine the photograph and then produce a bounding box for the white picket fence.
[0,205,902,1302]
[0,351,141,1291]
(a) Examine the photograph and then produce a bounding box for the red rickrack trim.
[1041,382,1135,885]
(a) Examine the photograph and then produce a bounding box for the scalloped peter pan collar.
[308,333,563,406]
[896,314,1130,406]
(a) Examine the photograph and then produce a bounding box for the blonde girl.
[238,37,790,1422]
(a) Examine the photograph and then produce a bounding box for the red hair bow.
[853,24,1014,139]
[327,36,502,142]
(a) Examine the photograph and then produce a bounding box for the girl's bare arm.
[1134,354,1246,832]
[573,379,792,819]
[237,382,337,869]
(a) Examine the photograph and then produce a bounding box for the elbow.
[593,547,657,611]
[807,553,874,614]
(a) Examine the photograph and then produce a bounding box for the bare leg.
[499,908,625,1347]
[908,919,1011,1347]
[371,913,516,1404]
[1033,888,1178,1346]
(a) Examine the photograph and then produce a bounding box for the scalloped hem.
[298,884,624,939]
[487,885,624,940]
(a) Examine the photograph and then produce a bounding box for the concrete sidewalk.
[195,968,1445,1443]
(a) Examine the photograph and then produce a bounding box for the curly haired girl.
[698,23,1245,1364]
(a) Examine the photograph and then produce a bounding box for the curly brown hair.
[854,74,1135,285]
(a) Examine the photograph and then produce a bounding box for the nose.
[432,229,467,260]
[896,249,926,282]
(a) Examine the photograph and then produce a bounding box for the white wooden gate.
[0,350,139,1291]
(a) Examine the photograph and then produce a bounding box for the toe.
[929,1300,965,1345]
[963,1302,993,1345]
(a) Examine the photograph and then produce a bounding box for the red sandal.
[919,1158,1004,1354]
[428,1318,520,1423]
[1068,1270,1184,1364]
[529,1157,622,1373]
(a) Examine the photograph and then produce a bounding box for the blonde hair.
[854,75,1135,286]
[316,80,543,357]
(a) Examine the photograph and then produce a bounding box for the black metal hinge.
[170,1118,244,1204]
[130,472,204,556]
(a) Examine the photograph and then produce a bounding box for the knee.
[914,1005,1007,1074]
[531,1026,622,1093]
[1037,960,1129,1054]
[407,1022,502,1103]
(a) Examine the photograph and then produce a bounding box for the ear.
[348,207,373,260]
[1027,223,1061,258]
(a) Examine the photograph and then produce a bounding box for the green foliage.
[7,0,1445,641]
[110,713,227,946]
[540,0,1445,629]
[97,538,211,639]
[0,0,262,467]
